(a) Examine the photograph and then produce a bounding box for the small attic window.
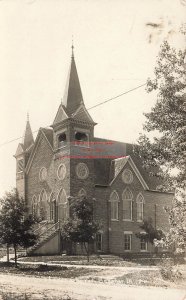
[58,132,67,147]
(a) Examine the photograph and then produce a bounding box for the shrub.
[159,258,182,281]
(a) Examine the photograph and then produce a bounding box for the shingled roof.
[93,137,163,191]
[53,51,95,125]
[41,127,53,147]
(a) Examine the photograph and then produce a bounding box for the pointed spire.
[23,114,34,150]
[62,44,84,115]
[71,35,74,58]
[53,45,96,126]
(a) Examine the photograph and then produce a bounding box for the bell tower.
[52,45,96,152]
[14,114,34,199]
[52,45,97,200]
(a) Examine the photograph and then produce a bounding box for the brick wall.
[24,130,173,256]
[95,161,173,254]
[94,186,109,253]
[26,135,54,212]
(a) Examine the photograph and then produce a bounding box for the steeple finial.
[23,113,34,150]
[71,36,74,58]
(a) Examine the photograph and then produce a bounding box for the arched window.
[136,193,144,222]
[49,192,56,222]
[57,189,69,221]
[39,167,47,181]
[31,195,37,217]
[74,131,89,146]
[57,164,66,180]
[122,188,133,221]
[78,188,87,197]
[110,191,119,221]
[39,189,48,220]
[58,132,67,148]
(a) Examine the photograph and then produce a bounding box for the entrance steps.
[27,221,60,255]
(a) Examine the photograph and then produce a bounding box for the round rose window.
[76,163,89,179]
[122,169,133,184]
[57,164,66,180]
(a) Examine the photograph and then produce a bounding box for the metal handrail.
[38,221,59,238]
[34,220,48,234]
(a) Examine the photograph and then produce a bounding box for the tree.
[0,189,37,266]
[137,39,186,190]
[154,191,186,255]
[136,218,164,253]
[136,34,186,254]
[61,196,100,262]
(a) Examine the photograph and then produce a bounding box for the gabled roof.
[14,143,24,157]
[25,127,53,173]
[110,156,129,180]
[72,103,95,124]
[41,127,54,147]
[93,137,164,191]
[53,104,69,125]
[109,156,149,190]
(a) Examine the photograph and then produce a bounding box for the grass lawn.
[0,258,185,290]
[20,255,139,267]
[0,261,98,279]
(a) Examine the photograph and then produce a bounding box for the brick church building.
[15,48,173,255]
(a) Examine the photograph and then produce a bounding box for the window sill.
[137,220,143,223]
[124,250,131,252]
[74,143,90,148]
[58,145,67,150]
[123,219,134,222]
[140,250,148,252]
[111,219,119,222]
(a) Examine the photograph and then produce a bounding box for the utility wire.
[87,83,146,111]
[0,83,146,148]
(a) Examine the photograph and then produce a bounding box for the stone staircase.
[27,221,60,255]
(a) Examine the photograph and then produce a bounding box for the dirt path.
[0,273,185,300]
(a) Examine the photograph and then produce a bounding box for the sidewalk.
[0,253,159,271]
[15,257,159,271]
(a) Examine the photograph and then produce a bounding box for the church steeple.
[53,45,95,126]
[62,47,84,116]
[23,114,34,150]
[15,114,34,198]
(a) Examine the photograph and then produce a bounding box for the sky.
[0,0,185,197]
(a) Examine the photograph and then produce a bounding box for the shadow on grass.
[0,291,73,300]
[0,261,97,279]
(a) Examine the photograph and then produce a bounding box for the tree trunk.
[14,245,17,267]
[6,244,9,263]
[155,245,158,255]
[87,243,90,262]
[83,242,89,262]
